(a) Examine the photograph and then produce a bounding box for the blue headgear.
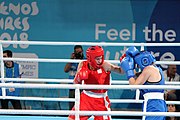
[134,51,156,70]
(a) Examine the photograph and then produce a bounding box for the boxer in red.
[68,45,123,120]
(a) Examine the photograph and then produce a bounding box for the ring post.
[75,84,80,120]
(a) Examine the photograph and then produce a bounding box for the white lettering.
[9,3,20,15]
[22,17,29,31]
[95,23,136,41]
[143,23,176,42]
[107,29,118,40]
[14,17,21,29]
[0,2,8,15]
[132,23,136,41]
[0,32,29,48]
[5,16,14,30]
[19,32,29,49]
[160,52,175,68]
[21,3,31,15]
[31,2,39,15]
[143,26,151,41]
[153,24,163,41]
[95,24,106,40]
[13,33,18,48]
[0,33,11,47]
[0,2,39,15]
[119,29,130,41]
[105,50,110,60]
[0,17,30,31]
[165,30,176,42]
[0,18,4,29]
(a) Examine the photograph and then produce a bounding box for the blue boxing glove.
[120,56,135,79]
[126,46,139,57]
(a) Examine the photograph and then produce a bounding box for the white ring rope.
[1,83,180,104]
[1,41,180,46]
[1,79,180,105]
[0,83,180,104]
[1,83,180,105]
[0,83,180,90]
[0,95,180,105]
[1,41,180,117]
[0,109,179,117]
[2,58,180,65]
[0,96,74,102]
[2,78,180,85]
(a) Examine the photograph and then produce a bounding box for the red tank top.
[82,61,111,93]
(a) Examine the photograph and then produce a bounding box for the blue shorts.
[143,99,167,120]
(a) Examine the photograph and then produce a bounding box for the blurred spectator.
[163,65,180,100]
[166,104,179,120]
[64,45,84,110]
[167,93,177,101]
[166,93,180,120]
[0,50,22,109]
[163,65,180,82]
[175,90,180,112]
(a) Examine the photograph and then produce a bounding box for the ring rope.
[2,58,180,65]
[0,109,179,117]
[2,78,180,85]
[0,41,180,118]
[1,41,180,46]
[0,83,179,90]
[1,83,180,105]
[0,96,179,105]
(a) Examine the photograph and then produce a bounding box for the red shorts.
[68,91,111,120]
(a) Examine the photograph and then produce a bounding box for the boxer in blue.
[120,46,167,120]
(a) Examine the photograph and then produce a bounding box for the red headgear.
[86,46,104,69]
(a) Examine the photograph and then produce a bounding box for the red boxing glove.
[74,67,88,84]
[120,53,126,62]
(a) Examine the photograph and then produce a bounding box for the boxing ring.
[0,41,180,120]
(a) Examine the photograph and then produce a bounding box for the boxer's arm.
[73,62,88,84]
[129,67,149,85]
[73,61,83,84]
[103,61,124,74]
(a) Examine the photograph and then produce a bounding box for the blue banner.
[0,0,179,110]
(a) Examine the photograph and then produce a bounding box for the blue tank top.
[68,63,79,79]
[140,66,165,95]
[0,62,20,96]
